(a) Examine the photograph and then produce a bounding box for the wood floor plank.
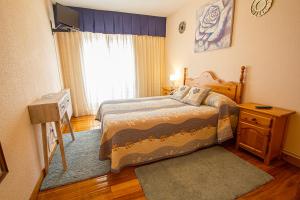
[38,115,300,200]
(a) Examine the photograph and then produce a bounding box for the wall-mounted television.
[53,3,79,31]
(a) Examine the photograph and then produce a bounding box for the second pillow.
[182,87,211,106]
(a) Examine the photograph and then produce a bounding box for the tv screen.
[55,3,79,30]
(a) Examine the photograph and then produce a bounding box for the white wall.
[0,0,61,199]
[166,0,300,157]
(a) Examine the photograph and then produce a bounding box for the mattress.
[96,96,238,172]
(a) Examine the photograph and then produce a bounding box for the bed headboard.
[184,66,246,104]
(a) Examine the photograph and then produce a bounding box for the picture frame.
[194,0,234,53]
[0,142,8,183]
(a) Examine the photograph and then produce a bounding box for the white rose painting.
[195,0,234,53]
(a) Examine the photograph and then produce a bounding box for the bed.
[96,66,246,172]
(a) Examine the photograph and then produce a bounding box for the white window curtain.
[57,32,165,117]
[81,33,136,113]
[56,32,91,116]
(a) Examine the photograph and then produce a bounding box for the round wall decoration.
[251,0,273,17]
[178,21,186,34]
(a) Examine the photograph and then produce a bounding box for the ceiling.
[52,0,194,17]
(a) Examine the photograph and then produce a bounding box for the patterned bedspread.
[96,96,238,172]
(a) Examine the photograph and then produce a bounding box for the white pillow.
[182,87,211,106]
[171,85,191,100]
[203,92,237,108]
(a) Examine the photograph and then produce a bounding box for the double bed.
[96,67,246,172]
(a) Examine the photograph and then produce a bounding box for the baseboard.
[30,142,58,199]
[30,169,45,200]
[282,150,300,168]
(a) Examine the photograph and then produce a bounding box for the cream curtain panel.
[56,32,91,116]
[81,33,136,113]
[133,36,166,97]
[57,32,166,116]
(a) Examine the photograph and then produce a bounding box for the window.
[81,34,136,113]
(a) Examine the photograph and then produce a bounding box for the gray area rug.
[40,129,110,191]
[135,146,273,200]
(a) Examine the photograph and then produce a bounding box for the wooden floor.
[38,116,300,200]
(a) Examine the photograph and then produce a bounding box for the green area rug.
[135,146,273,200]
[40,129,110,191]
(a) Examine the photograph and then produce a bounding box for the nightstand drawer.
[240,111,272,128]
[238,122,270,158]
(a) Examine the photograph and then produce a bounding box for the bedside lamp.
[169,70,180,88]
[162,71,180,95]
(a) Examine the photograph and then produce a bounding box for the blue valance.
[72,7,167,37]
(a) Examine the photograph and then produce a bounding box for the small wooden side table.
[162,86,175,95]
[236,103,295,165]
[28,89,75,173]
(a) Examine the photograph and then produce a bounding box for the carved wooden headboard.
[184,66,246,104]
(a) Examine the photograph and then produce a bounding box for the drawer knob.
[251,118,258,124]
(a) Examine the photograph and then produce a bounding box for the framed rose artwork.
[195,0,234,53]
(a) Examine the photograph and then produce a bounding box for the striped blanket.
[96,96,238,172]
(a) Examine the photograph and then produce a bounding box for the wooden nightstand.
[162,86,175,95]
[236,103,295,165]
